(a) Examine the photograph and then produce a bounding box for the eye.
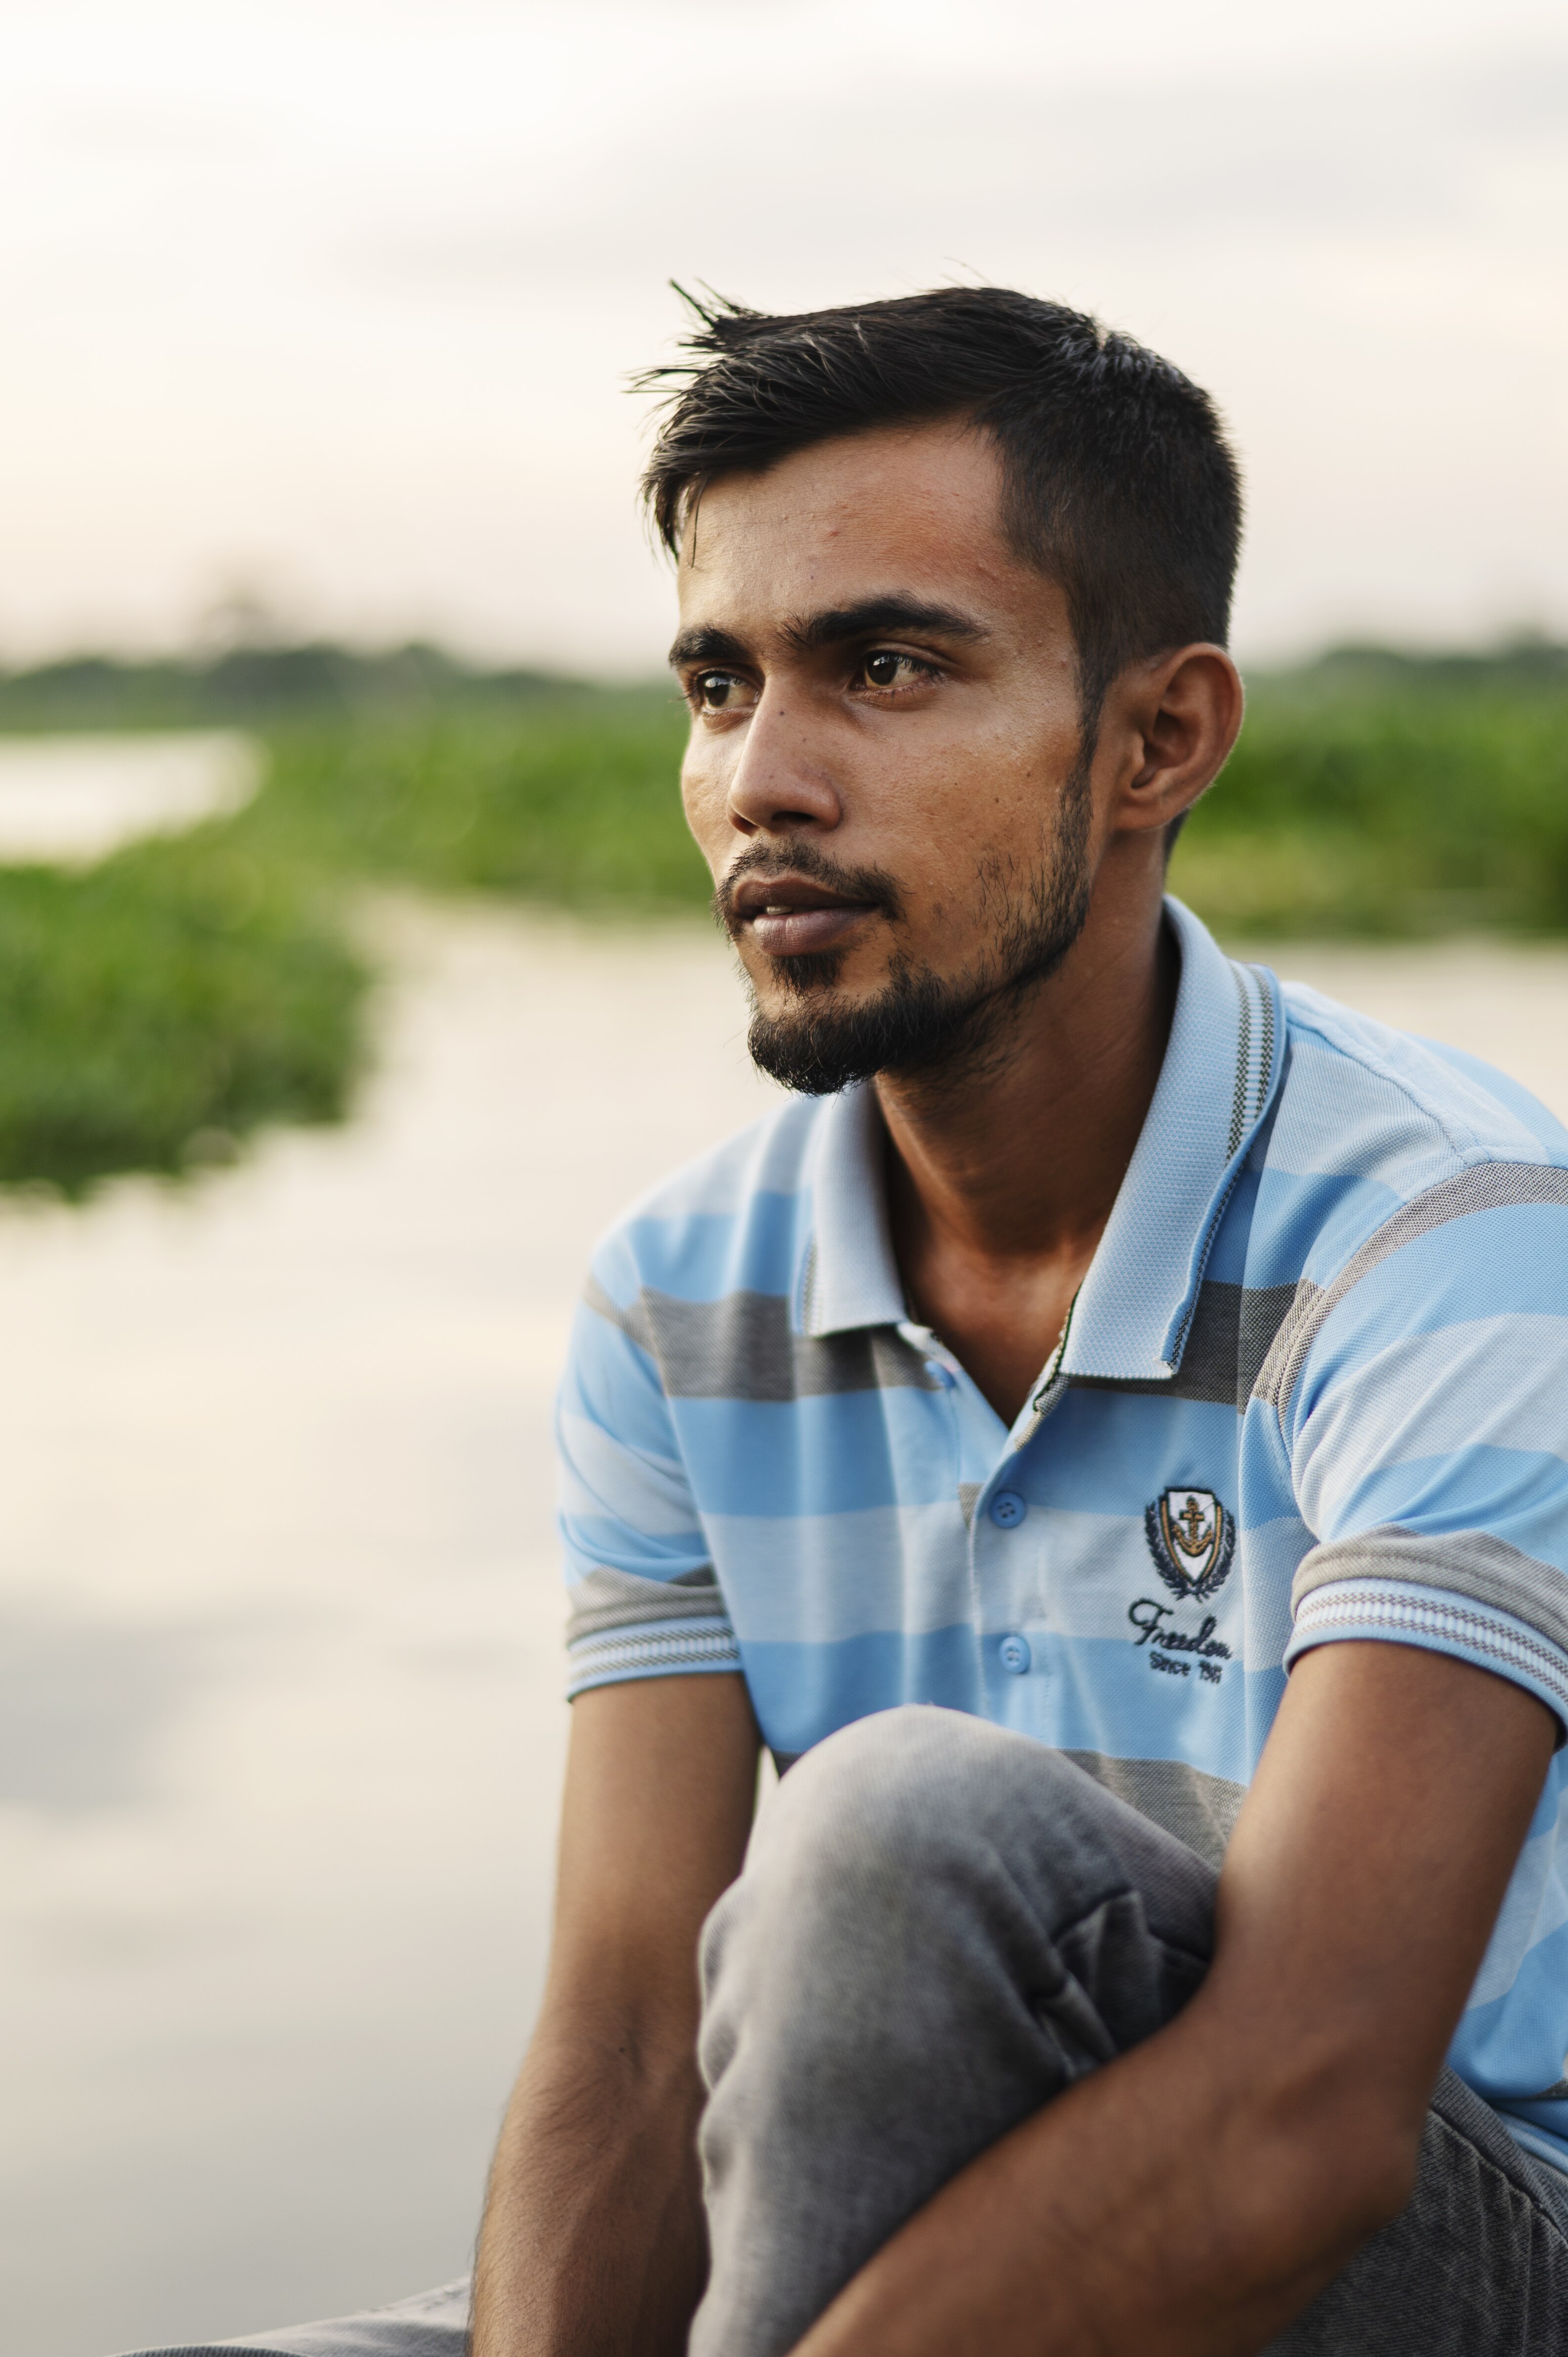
[692,670,757,714]
[858,649,935,692]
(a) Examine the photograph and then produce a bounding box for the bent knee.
[748,1704,1073,1903]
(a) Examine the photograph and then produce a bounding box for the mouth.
[728,872,881,959]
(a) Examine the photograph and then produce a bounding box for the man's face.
[671,421,1102,1092]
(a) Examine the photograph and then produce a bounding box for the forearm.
[472,2013,708,2357]
[791,1985,1410,2357]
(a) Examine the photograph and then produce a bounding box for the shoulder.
[1256,981,1568,1426]
[1266,978,1568,1269]
[586,1090,826,1315]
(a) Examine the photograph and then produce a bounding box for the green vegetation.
[245,691,704,907]
[1172,642,1568,937]
[0,656,704,1191]
[0,635,1565,1190]
[0,836,367,1193]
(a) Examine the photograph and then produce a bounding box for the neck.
[877,878,1177,1408]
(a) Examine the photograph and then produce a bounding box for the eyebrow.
[666,596,989,674]
[783,596,989,653]
[667,625,750,672]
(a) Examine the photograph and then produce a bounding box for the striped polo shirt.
[558,896,1568,2173]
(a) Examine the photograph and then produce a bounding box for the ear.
[1107,644,1244,837]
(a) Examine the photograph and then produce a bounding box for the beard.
[719,753,1095,1098]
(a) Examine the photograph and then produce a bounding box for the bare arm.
[471,1672,760,2357]
[790,1642,1556,2357]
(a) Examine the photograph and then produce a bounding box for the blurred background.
[2,2,1567,2351]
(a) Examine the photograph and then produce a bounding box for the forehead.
[675,420,1059,635]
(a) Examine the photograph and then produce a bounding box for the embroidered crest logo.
[1144,1488,1235,1601]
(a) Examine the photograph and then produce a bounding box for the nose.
[724,691,842,838]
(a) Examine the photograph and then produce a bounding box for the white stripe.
[1289,1578,1568,1718]
[566,1621,742,1692]
[1293,1314,1568,1535]
[557,1409,700,1538]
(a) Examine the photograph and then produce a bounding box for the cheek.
[881,743,1040,868]
[679,751,729,866]
[875,737,1067,924]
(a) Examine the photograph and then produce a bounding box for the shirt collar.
[800,897,1285,1381]
[801,1080,906,1336]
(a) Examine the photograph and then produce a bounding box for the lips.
[729,872,879,958]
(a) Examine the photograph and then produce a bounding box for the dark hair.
[640,286,1242,727]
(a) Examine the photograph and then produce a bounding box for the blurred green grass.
[1172,644,1568,937]
[0,638,1565,1189]
[0,837,367,1193]
[242,689,702,906]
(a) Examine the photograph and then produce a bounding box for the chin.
[750,947,860,1002]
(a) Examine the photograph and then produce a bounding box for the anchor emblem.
[1144,1488,1235,1601]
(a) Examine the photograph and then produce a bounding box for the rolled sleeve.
[1280,1189,1568,1730]
[557,1271,740,1700]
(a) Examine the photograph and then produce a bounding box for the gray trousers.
[117,1705,1568,2357]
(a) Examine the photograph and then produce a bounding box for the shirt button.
[989,1488,1027,1528]
[999,1632,1032,1675]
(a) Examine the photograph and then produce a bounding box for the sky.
[2,0,1566,675]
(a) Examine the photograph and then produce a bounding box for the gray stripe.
[1224,960,1278,1162]
[1251,966,1277,1127]
[1522,2080,1568,2103]
[567,1564,726,1643]
[1228,964,1252,1161]
[1291,1527,1568,1663]
[1255,1164,1568,1424]
[1071,1280,1297,1410]
[1063,1749,1245,1872]
[958,1483,981,1530]
[629,1286,941,1402]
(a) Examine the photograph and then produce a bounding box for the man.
[473,287,1568,2357]
[124,289,1568,2357]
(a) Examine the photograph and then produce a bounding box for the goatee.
[722,758,1095,1098]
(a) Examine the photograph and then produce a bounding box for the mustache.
[713,839,906,937]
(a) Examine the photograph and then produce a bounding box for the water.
[0,735,260,864]
[3,913,1567,2357]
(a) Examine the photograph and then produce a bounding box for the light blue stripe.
[560,1309,677,1455]
[702,1501,973,1642]
[669,1389,959,1516]
[1246,1166,1403,1288]
[1307,1449,1568,1578]
[1292,1317,1568,1515]
[1038,1392,1247,1505]
[1297,1207,1568,1371]
[1453,1913,1568,2100]
[615,1189,807,1303]
[1417,1040,1568,1162]
[1466,1763,1568,2009]
[742,1626,986,1755]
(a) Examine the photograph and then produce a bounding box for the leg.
[1271,2080,1568,2354]
[690,1705,1215,2357]
[690,1703,1568,2357]
[109,2278,470,2357]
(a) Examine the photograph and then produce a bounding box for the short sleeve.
[1278,1174,1568,1733]
[556,1244,740,1699]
